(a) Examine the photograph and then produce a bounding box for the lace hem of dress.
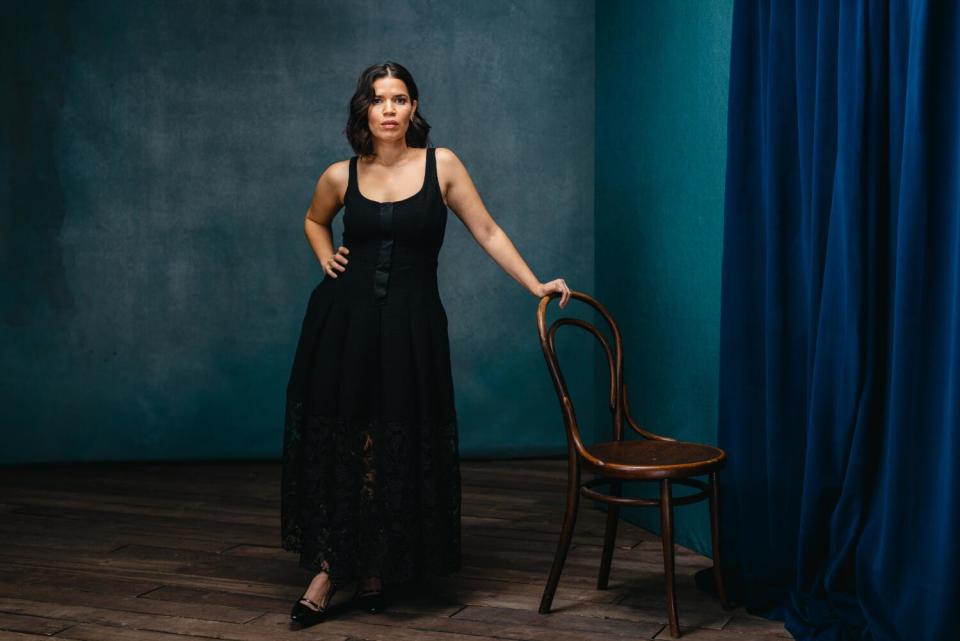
[280,398,461,589]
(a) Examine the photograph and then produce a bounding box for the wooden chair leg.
[539,456,581,614]
[597,480,621,589]
[708,471,731,609]
[660,478,680,638]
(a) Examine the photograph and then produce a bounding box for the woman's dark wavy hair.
[345,61,431,157]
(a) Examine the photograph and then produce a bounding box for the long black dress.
[281,146,461,589]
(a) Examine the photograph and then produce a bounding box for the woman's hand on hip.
[323,246,350,278]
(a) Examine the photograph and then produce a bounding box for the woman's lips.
[382,122,398,128]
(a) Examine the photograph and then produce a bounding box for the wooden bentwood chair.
[536,291,730,638]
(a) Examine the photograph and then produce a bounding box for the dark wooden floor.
[0,458,789,640]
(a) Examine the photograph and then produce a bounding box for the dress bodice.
[335,147,449,306]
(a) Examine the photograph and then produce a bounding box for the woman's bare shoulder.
[434,146,462,168]
[315,158,351,206]
[435,147,472,177]
[321,158,351,189]
[306,159,351,223]
[434,147,467,195]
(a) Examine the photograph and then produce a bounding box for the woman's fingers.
[325,246,349,278]
[539,278,571,307]
[545,278,570,308]
[555,278,570,308]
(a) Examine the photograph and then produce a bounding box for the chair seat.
[584,439,726,480]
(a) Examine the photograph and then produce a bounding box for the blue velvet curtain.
[717,1,960,640]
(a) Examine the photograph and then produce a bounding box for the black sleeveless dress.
[281,146,461,589]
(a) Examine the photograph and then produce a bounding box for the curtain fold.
[718,1,960,640]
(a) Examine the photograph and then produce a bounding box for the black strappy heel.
[290,583,337,628]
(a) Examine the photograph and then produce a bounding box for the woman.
[281,61,571,629]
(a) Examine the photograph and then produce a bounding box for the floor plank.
[0,459,787,639]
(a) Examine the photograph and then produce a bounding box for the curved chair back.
[538,290,664,460]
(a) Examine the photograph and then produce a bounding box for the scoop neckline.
[354,148,430,205]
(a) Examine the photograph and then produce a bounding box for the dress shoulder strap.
[343,155,358,204]
[425,146,437,195]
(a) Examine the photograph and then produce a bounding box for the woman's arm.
[438,147,571,307]
[304,161,350,279]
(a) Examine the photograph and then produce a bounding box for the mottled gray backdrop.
[1,0,595,464]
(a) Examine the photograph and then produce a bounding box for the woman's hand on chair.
[323,246,350,278]
[537,278,571,308]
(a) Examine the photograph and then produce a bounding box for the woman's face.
[367,76,417,143]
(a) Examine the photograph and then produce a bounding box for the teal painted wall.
[595,1,734,555]
[1,0,594,464]
[2,0,735,560]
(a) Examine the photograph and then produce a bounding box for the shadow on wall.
[2,1,75,328]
